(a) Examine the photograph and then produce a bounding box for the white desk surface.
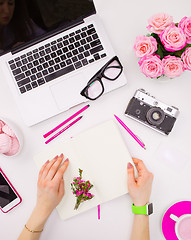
[1,0,191,239]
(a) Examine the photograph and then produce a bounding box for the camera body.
[125,89,179,135]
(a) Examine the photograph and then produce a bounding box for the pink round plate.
[162,201,191,240]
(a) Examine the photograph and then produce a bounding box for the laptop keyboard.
[8,24,107,94]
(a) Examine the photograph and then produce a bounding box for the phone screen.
[0,172,17,208]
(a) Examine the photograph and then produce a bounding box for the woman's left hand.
[36,154,69,218]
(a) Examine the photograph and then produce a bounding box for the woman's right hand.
[127,158,153,206]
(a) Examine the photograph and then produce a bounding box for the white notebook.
[34,120,132,220]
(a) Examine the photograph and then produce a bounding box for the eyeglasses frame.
[80,56,123,100]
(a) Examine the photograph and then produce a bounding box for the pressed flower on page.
[71,169,94,210]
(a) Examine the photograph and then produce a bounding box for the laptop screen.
[0,0,95,55]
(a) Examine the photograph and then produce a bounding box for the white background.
[0,0,191,239]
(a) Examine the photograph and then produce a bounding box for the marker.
[114,114,146,150]
[45,116,82,144]
[43,104,90,138]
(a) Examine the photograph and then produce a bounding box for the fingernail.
[127,162,133,169]
[45,160,49,164]
[64,158,69,162]
[60,153,64,158]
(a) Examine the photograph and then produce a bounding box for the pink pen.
[43,104,90,138]
[45,116,82,144]
[114,115,146,150]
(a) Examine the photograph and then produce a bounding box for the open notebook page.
[71,120,132,201]
[34,120,132,220]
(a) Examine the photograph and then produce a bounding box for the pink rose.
[134,36,158,58]
[178,17,191,44]
[139,55,163,78]
[181,47,191,70]
[162,55,184,78]
[147,13,173,34]
[160,25,187,51]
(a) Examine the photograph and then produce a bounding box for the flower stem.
[74,199,82,210]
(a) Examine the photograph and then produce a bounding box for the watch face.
[148,203,153,215]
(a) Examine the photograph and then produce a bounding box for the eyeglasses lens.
[104,60,121,79]
[81,57,122,100]
[87,80,103,99]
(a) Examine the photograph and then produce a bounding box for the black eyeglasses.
[80,56,123,100]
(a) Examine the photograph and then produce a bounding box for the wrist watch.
[132,203,153,216]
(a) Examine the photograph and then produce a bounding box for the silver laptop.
[0,0,127,126]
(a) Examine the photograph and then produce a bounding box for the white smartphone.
[0,168,22,213]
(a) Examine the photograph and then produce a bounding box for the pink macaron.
[4,137,20,156]
[0,120,5,133]
[0,117,23,157]
[2,124,16,137]
[0,133,12,154]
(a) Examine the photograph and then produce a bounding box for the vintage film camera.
[125,89,179,135]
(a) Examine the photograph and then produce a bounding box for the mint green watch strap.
[132,203,147,215]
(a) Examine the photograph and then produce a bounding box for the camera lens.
[146,107,165,126]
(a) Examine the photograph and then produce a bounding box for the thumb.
[127,162,136,186]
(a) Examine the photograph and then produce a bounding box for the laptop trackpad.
[50,74,85,110]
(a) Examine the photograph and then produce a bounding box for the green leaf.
[146,31,191,59]
[79,168,83,179]
[151,33,159,39]
[167,44,191,58]
[155,44,164,59]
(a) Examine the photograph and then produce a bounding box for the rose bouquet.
[134,13,191,79]
[71,169,94,210]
